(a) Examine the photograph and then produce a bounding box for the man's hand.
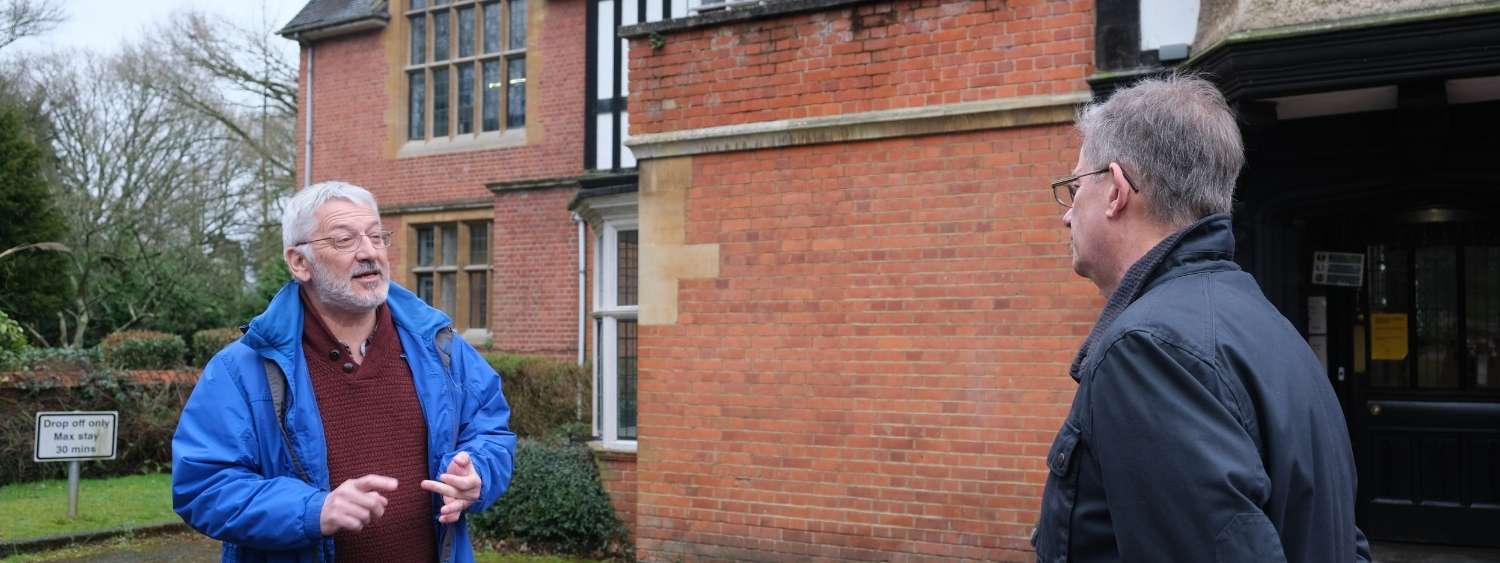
[421,451,482,524]
[319,475,398,536]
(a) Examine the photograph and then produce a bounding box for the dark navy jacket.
[1033,215,1371,563]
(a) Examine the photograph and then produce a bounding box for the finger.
[337,514,364,532]
[421,479,461,498]
[439,473,481,497]
[448,452,472,475]
[351,474,399,492]
[342,490,387,512]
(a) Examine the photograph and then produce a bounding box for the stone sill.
[588,440,638,462]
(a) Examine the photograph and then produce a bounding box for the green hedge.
[0,371,189,485]
[100,330,186,370]
[470,437,625,556]
[482,353,590,439]
[191,327,240,367]
[0,311,25,353]
[0,346,102,373]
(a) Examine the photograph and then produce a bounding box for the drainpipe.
[574,213,587,366]
[303,44,314,187]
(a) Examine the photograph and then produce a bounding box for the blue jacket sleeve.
[171,353,327,549]
[1087,331,1286,563]
[438,338,517,513]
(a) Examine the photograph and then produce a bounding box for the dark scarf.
[1068,213,1227,381]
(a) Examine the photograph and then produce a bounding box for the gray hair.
[281,181,382,252]
[1076,74,1243,227]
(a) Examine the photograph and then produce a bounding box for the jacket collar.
[242,280,451,363]
[1067,213,1236,381]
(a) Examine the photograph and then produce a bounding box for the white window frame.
[593,217,638,450]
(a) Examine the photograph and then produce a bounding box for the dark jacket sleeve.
[1086,330,1287,563]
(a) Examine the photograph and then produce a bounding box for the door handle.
[1368,403,1382,416]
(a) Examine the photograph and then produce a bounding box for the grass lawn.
[0,473,177,543]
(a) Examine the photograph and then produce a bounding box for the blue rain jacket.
[172,281,516,562]
[1034,215,1371,563]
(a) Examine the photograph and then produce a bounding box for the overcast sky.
[14,0,307,56]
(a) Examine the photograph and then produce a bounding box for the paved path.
[37,532,219,562]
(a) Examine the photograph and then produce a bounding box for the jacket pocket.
[1215,513,1288,563]
[1033,419,1082,563]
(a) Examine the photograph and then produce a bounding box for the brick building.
[281,0,1500,560]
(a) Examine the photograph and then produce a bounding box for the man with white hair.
[1032,76,1371,562]
[172,181,515,563]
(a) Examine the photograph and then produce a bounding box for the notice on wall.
[1313,251,1365,287]
[1371,314,1409,361]
[33,412,118,462]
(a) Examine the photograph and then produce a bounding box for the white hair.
[281,181,382,252]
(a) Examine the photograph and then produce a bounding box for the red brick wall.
[628,0,1092,134]
[635,129,1097,562]
[628,0,1097,560]
[492,187,584,356]
[596,450,639,539]
[292,0,591,355]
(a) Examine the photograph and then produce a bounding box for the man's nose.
[352,233,380,261]
[1062,207,1073,228]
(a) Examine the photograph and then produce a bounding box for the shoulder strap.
[261,357,310,482]
[435,327,454,373]
[263,358,286,420]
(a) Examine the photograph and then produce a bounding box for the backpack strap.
[262,358,310,482]
[435,327,454,373]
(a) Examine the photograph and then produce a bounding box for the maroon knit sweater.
[301,290,436,563]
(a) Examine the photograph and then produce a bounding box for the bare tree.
[0,0,63,51]
[31,49,261,346]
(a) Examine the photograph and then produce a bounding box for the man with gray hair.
[1031,75,1371,562]
[172,181,515,562]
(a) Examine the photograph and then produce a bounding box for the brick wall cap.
[619,0,873,38]
[626,92,1093,159]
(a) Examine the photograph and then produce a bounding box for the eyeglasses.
[1049,165,1138,208]
[295,230,394,253]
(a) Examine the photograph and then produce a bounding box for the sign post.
[33,411,118,518]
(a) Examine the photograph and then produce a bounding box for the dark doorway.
[1236,98,1500,547]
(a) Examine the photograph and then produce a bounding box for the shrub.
[0,346,102,373]
[470,438,625,556]
[100,330,186,370]
[0,311,26,353]
[0,370,190,485]
[483,353,590,439]
[191,327,241,367]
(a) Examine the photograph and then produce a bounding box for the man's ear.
[285,247,314,283]
[1103,162,1133,219]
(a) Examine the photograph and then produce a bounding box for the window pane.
[617,319,637,440]
[506,55,525,128]
[1468,246,1500,389]
[617,230,637,306]
[411,0,427,8]
[409,15,426,65]
[1415,246,1458,389]
[508,0,526,51]
[416,273,434,305]
[440,272,457,317]
[417,227,434,266]
[457,63,474,134]
[441,225,458,265]
[407,72,426,140]
[469,271,488,328]
[433,0,448,4]
[1369,245,1409,388]
[468,222,489,265]
[457,6,475,58]
[432,67,450,137]
[482,2,500,53]
[433,9,450,61]
[482,59,501,131]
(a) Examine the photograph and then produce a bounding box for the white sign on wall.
[34,411,118,462]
